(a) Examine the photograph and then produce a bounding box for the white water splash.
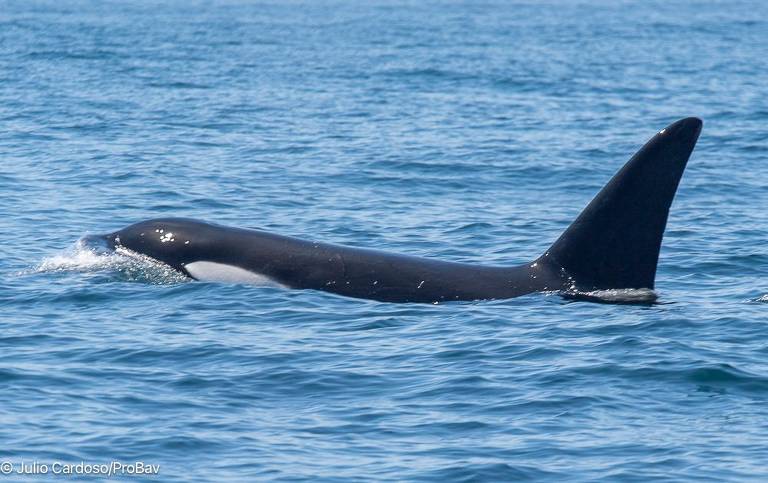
[32,238,188,285]
[564,288,658,304]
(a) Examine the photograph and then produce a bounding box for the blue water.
[2,0,768,481]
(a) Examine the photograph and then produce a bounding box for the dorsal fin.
[539,117,702,290]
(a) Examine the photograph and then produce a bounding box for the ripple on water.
[3,1,768,481]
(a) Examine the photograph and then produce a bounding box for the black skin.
[101,218,559,303]
[92,118,702,304]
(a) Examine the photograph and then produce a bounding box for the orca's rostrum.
[91,118,702,303]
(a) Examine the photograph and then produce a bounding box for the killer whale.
[90,117,702,303]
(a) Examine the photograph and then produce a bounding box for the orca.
[89,117,701,303]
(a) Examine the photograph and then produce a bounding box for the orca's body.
[92,118,702,303]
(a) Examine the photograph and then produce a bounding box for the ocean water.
[1,0,768,481]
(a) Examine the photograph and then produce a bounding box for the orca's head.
[87,218,213,272]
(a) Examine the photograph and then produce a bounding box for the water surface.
[1,1,768,481]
